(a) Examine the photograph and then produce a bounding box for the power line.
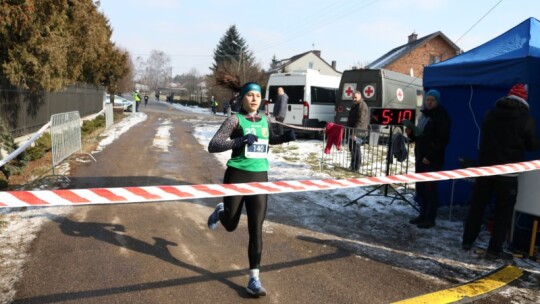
[256,0,379,53]
[128,1,366,59]
[129,0,379,68]
[455,0,504,45]
[258,0,353,46]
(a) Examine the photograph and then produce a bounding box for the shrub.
[0,177,8,190]
[24,133,51,161]
[81,115,105,136]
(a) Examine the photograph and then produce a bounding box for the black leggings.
[463,176,518,252]
[220,166,268,269]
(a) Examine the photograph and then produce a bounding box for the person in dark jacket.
[272,87,288,135]
[462,83,538,260]
[230,92,241,113]
[346,91,369,171]
[405,89,451,229]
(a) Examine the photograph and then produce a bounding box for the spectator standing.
[273,87,289,135]
[211,96,218,114]
[462,84,538,260]
[133,90,141,112]
[346,91,368,171]
[230,92,241,113]
[222,98,230,115]
[405,89,451,229]
[144,94,149,107]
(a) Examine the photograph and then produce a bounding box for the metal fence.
[321,124,416,207]
[322,125,412,175]
[105,103,114,130]
[50,111,82,172]
[0,83,104,139]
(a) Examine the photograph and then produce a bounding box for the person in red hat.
[462,83,539,260]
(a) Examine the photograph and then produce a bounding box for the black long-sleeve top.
[208,113,286,159]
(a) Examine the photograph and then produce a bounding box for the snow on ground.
[92,112,147,154]
[169,102,224,116]
[153,118,173,152]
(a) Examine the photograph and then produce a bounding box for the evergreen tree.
[0,0,130,93]
[208,24,268,102]
[211,25,253,72]
[269,54,281,71]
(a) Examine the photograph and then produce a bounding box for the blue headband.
[240,83,261,99]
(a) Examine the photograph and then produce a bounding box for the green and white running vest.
[227,114,270,172]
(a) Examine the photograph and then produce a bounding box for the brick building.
[367,31,461,78]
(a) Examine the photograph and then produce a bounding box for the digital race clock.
[370,108,416,126]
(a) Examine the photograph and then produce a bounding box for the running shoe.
[461,243,473,251]
[207,203,224,230]
[485,250,514,261]
[246,277,267,297]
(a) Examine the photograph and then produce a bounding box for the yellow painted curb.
[392,265,523,304]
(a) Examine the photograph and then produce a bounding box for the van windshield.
[268,86,304,104]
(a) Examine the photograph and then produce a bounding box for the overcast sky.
[99,0,539,76]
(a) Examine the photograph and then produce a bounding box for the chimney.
[331,60,336,69]
[408,32,418,43]
[313,50,321,57]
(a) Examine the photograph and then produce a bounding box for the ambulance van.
[265,70,341,133]
[335,69,423,125]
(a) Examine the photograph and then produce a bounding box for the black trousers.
[348,138,362,171]
[274,117,284,136]
[220,166,268,269]
[462,176,518,252]
[415,162,443,221]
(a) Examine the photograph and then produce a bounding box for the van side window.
[311,86,337,105]
[268,85,304,104]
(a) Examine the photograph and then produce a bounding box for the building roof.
[270,50,340,74]
[367,31,461,69]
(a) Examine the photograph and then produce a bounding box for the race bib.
[245,139,269,158]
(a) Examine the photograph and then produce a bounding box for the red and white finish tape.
[1,160,540,208]
[270,119,324,132]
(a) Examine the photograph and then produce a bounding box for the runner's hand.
[242,134,258,146]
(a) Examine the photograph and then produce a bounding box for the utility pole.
[232,41,245,83]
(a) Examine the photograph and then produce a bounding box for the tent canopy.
[425,17,540,87]
[422,17,540,206]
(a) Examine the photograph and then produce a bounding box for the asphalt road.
[11,100,516,303]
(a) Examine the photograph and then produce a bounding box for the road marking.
[392,265,523,304]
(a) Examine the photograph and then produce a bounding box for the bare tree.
[137,50,172,90]
[115,50,135,93]
[173,68,203,94]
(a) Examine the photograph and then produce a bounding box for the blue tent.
[423,17,540,205]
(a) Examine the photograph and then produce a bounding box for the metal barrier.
[105,103,114,130]
[321,124,416,208]
[50,111,83,175]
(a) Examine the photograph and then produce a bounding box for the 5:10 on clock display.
[369,108,416,125]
